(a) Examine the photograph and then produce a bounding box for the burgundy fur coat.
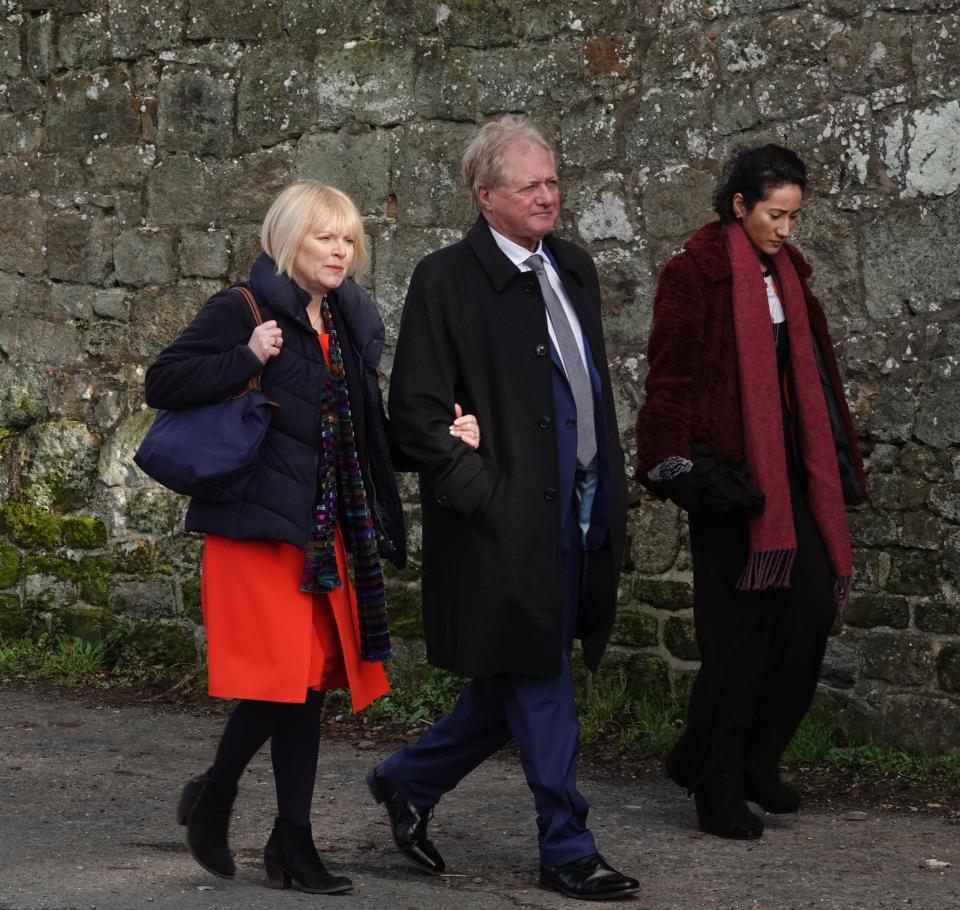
[635,220,867,502]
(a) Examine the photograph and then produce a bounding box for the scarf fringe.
[833,575,851,612]
[736,548,795,592]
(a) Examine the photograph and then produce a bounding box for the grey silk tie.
[525,254,597,467]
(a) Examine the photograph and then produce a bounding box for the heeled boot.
[693,765,764,840]
[263,817,353,894]
[176,770,237,878]
[744,745,801,813]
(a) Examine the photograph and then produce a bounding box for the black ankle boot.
[744,773,801,813]
[177,771,237,878]
[694,776,764,840]
[263,817,353,894]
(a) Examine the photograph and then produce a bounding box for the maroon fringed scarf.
[725,221,852,609]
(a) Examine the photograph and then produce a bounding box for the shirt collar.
[486,223,545,269]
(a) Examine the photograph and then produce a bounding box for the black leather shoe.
[367,767,444,874]
[744,774,801,814]
[263,817,353,894]
[693,788,764,840]
[539,853,639,901]
[176,771,236,878]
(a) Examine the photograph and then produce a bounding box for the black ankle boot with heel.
[176,770,237,879]
[744,772,801,813]
[694,778,764,840]
[263,817,353,894]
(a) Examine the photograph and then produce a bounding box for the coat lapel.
[465,215,520,292]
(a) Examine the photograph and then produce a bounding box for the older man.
[368,117,637,900]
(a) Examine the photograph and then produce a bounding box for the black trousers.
[670,490,837,791]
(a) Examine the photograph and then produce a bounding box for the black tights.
[208,690,326,826]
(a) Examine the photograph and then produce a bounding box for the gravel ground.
[1,685,958,910]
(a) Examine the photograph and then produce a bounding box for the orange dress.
[200,331,389,712]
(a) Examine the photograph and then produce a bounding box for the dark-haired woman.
[635,145,866,840]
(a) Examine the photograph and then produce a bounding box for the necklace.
[307,297,326,333]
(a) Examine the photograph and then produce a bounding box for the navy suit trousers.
[380,504,596,866]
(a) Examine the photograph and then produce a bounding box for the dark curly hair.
[712,144,807,223]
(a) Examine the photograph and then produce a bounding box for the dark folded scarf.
[299,296,392,662]
[724,222,852,609]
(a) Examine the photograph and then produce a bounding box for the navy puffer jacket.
[143,252,406,568]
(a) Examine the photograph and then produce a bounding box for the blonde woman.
[145,182,478,893]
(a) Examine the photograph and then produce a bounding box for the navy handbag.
[134,287,274,502]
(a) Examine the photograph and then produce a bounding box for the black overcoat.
[388,217,627,678]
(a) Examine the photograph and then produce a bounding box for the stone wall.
[1,0,959,750]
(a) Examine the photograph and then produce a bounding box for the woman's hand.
[450,403,480,450]
[248,320,284,364]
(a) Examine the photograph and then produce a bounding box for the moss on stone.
[62,515,108,549]
[0,502,62,549]
[23,419,101,512]
[120,621,198,669]
[671,669,697,703]
[154,534,203,571]
[0,594,29,637]
[78,555,112,607]
[386,582,424,639]
[915,602,960,635]
[663,615,699,661]
[632,577,693,611]
[24,575,75,612]
[937,643,960,694]
[181,575,202,623]
[125,487,184,535]
[57,605,113,641]
[611,609,658,648]
[599,650,672,699]
[0,541,21,588]
[845,594,910,629]
[112,538,153,575]
[886,550,940,596]
[382,559,423,584]
[25,555,79,582]
[805,691,843,735]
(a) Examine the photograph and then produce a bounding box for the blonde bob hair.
[260,181,369,278]
[462,115,556,211]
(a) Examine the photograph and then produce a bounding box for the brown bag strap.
[232,285,263,326]
[231,285,265,395]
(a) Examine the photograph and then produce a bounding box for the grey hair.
[461,115,557,211]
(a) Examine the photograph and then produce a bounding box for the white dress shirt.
[487,224,590,378]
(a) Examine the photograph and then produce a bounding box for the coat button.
[523,281,536,294]
[436,494,449,505]
[538,416,552,429]
[535,344,547,356]
[566,417,576,428]
[544,488,557,501]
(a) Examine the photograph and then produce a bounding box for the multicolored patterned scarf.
[725,221,852,610]
[299,296,392,662]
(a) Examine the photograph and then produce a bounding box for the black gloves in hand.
[661,445,765,517]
